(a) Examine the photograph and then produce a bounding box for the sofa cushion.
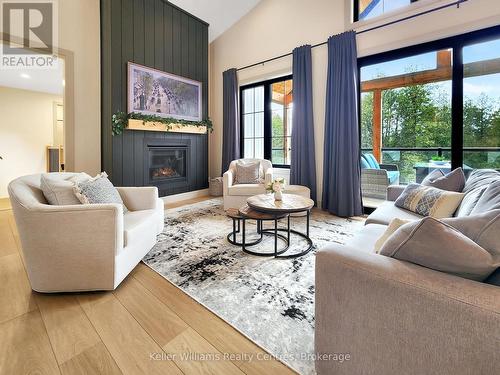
[455,185,488,217]
[360,156,370,169]
[41,173,91,205]
[365,200,423,226]
[387,171,400,185]
[463,169,500,193]
[345,224,387,254]
[379,217,498,281]
[485,268,500,286]
[374,218,412,253]
[123,208,158,248]
[228,184,266,196]
[471,180,500,214]
[394,183,464,218]
[364,154,380,169]
[422,168,465,192]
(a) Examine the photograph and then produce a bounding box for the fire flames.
[153,167,178,178]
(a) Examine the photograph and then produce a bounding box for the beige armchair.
[223,159,273,210]
[8,173,164,293]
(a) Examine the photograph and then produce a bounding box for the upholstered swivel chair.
[223,159,273,210]
[8,173,164,292]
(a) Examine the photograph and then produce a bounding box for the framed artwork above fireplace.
[128,62,202,122]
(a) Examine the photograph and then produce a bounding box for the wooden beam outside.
[361,57,500,92]
[372,90,382,162]
[437,49,452,68]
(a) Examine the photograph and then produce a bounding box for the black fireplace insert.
[148,146,187,183]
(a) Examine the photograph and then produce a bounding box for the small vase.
[274,191,282,201]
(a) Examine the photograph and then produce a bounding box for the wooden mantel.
[127,119,207,134]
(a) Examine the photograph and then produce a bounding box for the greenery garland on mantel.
[112,111,213,136]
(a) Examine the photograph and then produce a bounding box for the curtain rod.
[236,0,469,72]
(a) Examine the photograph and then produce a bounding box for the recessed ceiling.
[0,58,64,96]
[169,0,262,42]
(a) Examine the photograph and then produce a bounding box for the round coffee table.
[244,193,314,258]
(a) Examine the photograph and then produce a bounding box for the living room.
[1,0,499,374]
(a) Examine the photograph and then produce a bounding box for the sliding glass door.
[462,38,500,170]
[359,26,500,186]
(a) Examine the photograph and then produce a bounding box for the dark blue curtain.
[321,31,363,217]
[290,45,317,203]
[221,68,240,174]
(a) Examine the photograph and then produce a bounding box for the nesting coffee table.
[226,193,314,258]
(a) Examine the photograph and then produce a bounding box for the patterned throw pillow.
[394,183,464,218]
[73,172,127,212]
[234,161,261,184]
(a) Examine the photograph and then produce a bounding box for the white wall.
[3,0,101,176]
[0,87,62,197]
[209,0,500,202]
[59,0,101,175]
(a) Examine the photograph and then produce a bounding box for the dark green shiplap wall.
[101,0,209,194]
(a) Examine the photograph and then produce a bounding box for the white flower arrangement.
[266,178,286,193]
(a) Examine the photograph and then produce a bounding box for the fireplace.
[147,146,188,184]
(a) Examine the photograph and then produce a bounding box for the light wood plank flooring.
[0,197,297,375]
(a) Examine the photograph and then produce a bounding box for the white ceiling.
[0,59,65,96]
[169,0,262,42]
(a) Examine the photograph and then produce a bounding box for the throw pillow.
[422,167,465,192]
[394,183,464,218]
[234,161,261,184]
[470,180,500,214]
[41,173,91,205]
[73,172,127,211]
[463,169,500,193]
[455,185,488,217]
[442,209,500,257]
[379,217,499,281]
[374,218,412,253]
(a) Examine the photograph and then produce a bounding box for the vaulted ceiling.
[169,0,262,42]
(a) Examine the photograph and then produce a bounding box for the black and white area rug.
[143,198,364,374]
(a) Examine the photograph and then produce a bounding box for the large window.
[359,26,500,185]
[240,76,293,167]
[354,0,419,22]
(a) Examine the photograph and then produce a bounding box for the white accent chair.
[8,173,164,293]
[223,159,273,210]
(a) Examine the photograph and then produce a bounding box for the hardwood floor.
[0,197,297,375]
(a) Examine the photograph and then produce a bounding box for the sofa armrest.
[265,167,274,185]
[379,163,399,171]
[11,203,123,292]
[315,244,500,375]
[386,184,406,201]
[116,186,159,211]
[223,170,233,197]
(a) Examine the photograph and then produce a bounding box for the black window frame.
[240,74,293,169]
[357,24,500,171]
[354,0,420,23]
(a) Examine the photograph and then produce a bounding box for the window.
[359,26,500,188]
[354,0,419,22]
[240,76,293,167]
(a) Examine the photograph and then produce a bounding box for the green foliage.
[361,82,500,183]
[112,111,213,136]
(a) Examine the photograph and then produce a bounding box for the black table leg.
[287,215,290,244]
[274,218,278,257]
[306,210,310,237]
[233,219,237,243]
[242,219,246,251]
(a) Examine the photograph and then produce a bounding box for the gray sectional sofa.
[315,170,500,375]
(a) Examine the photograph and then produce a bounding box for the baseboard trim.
[161,188,210,204]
